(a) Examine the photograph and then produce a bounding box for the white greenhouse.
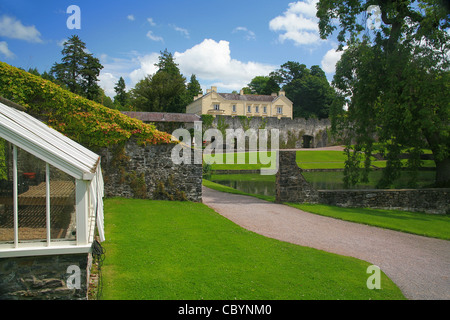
[0,99,104,258]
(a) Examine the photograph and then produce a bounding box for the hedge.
[0,61,174,149]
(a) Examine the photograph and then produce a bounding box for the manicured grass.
[203,179,450,240]
[287,204,450,241]
[205,150,435,171]
[101,198,405,300]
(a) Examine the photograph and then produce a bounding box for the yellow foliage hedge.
[0,61,174,149]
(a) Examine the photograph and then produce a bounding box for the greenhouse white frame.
[0,100,104,258]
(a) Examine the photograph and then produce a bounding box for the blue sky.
[0,0,344,97]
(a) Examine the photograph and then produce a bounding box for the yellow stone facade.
[186,86,293,119]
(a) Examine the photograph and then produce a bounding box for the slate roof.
[218,93,277,102]
[122,111,201,123]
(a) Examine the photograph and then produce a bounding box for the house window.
[255,106,259,113]
[263,106,267,114]
[277,107,283,114]
[232,105,236,113]
[213,104,220,110]
[247,105,251,113]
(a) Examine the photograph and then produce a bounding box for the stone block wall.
[0,253,90,300]
[208,115,333,148]
[276,151,450,214]
[99,140,202,202]
[276,151,318,203]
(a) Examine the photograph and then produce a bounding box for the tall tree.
[187,74,203,102]
[270,62,335,119]
[130,50,189,113]
[318,0,450,187]
[247,76,280,95]
[114,76,129,107]
[50,35,103,100]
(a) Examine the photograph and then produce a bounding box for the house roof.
[122,111,201,123]
[0,99,100,180]
[217,93,277,102]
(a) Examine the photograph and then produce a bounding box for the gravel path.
[202,186,450,300]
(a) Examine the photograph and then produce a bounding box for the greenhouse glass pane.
[49,164,76,241]
[0,138,13,244]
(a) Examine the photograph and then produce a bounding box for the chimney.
[206,89,211,93]
[211,86,217,92]
[271,93,277,97]
[240,89,244,95]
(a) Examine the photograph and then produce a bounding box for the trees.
[247,76,280,95]
[50,35,103,101]
[130,49,190,113]
[187,74,203,101]
[317,0,450,187]
[269,62,335,119]
[114,76,130,109]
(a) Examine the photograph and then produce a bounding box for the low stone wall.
[99,140,202,202]
[0,253,90,300]
[276,151,449,214]
[318,189,450,215]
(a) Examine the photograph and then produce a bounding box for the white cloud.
[233,27,256,40]
[174,39,276,91]
[147,17,156,26]
[170,24,189,38]
[0,41,15,58]
[0,15,43,43]
[98,39,276,97]
[127,14,135,21]
[57,38,67,48]
[128,53,160,85]
[269,0,323,46]
[98,72,119,98]
[146,30,164,42]
[321,47,346,74]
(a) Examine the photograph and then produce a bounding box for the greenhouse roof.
[0,99,100,180]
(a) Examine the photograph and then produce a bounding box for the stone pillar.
[275,151,318,203]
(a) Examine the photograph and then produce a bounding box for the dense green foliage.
[246,63,337,119]
[317,0,450,187]
[0,61,173,149]
[50,35,104,102]
[113,76,130,108]
[102,198,405,299]
[270,63,336,119]
[130,49,197,113]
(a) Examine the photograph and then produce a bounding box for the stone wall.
[99,140,202,202]
[208,115,332,148]
[0,253,90,300]
[276,151,450,214]
[276,151,318,203]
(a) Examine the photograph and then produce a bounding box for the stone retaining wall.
[209,115,332,148]
[276,151,449,214]
[99,140,202,202]
[0,253,91,300]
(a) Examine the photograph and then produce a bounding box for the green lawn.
[205,150,436,171]
[101,198,405,300]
